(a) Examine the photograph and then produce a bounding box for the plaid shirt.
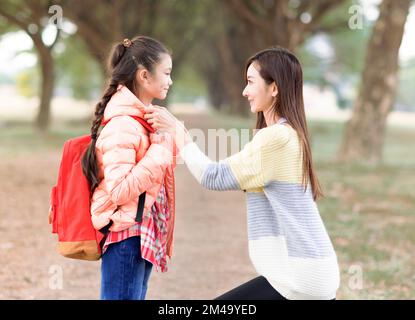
[102,184,170,272]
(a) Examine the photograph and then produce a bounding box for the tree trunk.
[216,31,249,115]
[35,45,55,131]
[207,74,227,110]
[0,5,56,132]
[338,0,411,164]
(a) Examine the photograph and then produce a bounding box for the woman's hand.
[143,105,177,134]
[144,105,192,150]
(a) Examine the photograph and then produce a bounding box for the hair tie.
[122,38,132,48]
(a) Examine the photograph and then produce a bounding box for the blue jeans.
[100,236,153,300]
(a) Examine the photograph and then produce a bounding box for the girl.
[144,47,340,300]
[81,36,176,300]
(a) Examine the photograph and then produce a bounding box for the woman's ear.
[271,82,278,98]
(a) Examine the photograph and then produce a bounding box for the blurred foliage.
[15,67,38,97]
[54,35,102,100]
[169,63,207,103]
[396,57,415,112]
[0,0,414,112]
[298,0,372,109]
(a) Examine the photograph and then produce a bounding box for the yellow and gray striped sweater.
[179,119,340,299]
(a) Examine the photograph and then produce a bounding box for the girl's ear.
[136,68,149,84]
[271,82,278,97]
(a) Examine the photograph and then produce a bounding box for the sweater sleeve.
[179,126,289,191]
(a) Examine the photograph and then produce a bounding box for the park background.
[0,0,414,299]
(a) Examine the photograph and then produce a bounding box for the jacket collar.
[103,85,150,123]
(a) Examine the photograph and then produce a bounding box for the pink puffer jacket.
[90,85,176,257]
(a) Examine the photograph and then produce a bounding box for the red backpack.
[48,116,154,261]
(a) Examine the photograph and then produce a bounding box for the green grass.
[0,121,90,156]
[1,115,414,299]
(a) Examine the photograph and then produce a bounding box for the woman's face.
[137,53,173,101]
[242,63,277,113]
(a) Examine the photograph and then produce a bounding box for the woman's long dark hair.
[245,46,324,201]
[82,35,170,195]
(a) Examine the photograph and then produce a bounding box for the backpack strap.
[129,115,155,134]
[135,191,146,223]
[100,115,155,133]
[99,221,113,237]
[99,191,146,237]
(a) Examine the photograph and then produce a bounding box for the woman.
[144,46,340,300]
[82,36,176,300]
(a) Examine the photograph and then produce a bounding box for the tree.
[55,35,103,100]
[338,0,412,164]
[227,0,350,50]
[57,0,200,92]
[208,0,351,114]
[55,0,128,71]
[0,0,62,131]
[188,0,256,115]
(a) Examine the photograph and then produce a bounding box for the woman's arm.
[179,142,243,191]
[144,106,282,191]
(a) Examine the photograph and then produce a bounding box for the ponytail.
[81,79,119,194]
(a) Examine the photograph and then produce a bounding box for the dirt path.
[0,114,257,299]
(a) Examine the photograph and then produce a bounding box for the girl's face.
[242,63,277,113]
[136,53,173,101]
